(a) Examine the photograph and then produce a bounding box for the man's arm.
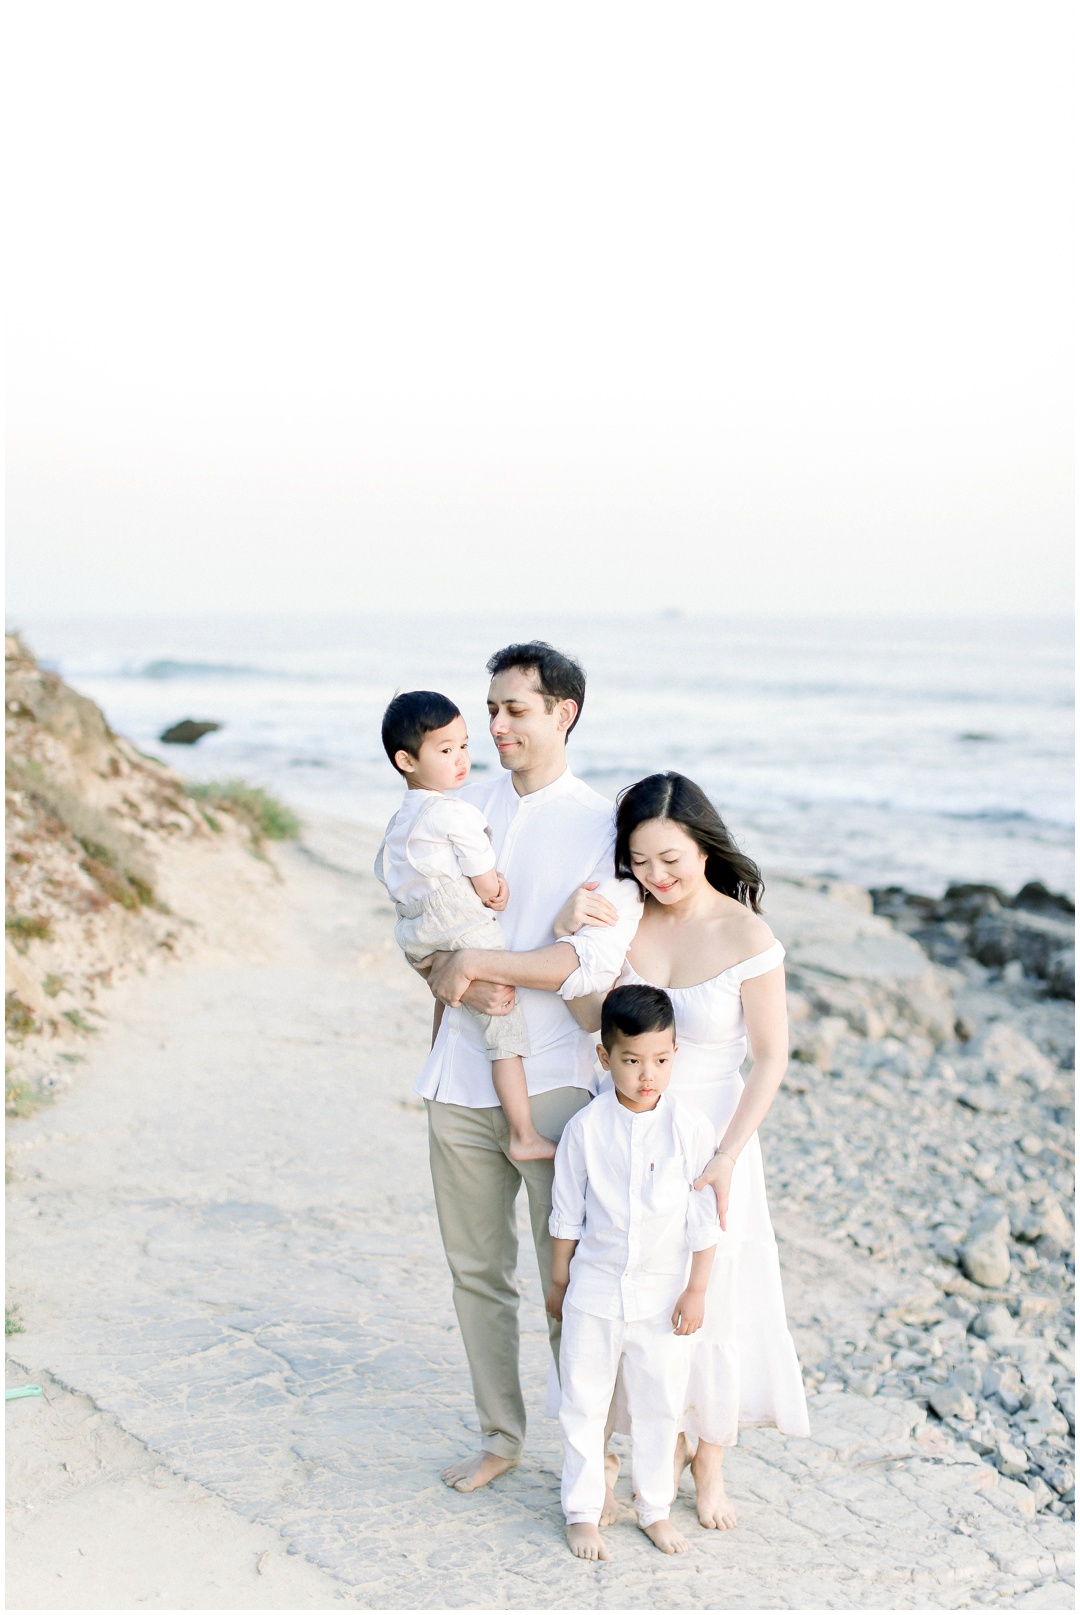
[425,941,580,1007]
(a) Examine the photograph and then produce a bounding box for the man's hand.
[546,1279,568,1322]
[553,881,620,938]
[671,1285,707,1335]
[461,980,515,1015]
[482,872,510,912]
[425,950,476,1007]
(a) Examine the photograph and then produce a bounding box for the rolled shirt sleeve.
[548,1114,588,1240]
[434,799,498,878]
[558,877,644,1000]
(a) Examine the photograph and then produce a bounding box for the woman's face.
[627,817,708,905]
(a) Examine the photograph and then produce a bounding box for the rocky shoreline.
[763,874,1075,1523]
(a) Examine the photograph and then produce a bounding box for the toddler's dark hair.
[381,690,461,774]
[600,984,676,1051]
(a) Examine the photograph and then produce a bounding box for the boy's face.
[486,667,577,776]
[395,715,471,791]
[597,1028,677,1112]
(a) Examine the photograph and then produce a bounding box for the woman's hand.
[694,1151,735,1232]
[553,881,619,938]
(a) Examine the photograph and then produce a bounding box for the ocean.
[12,613,1074,899]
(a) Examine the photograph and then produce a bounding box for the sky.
[6,0,1074,620]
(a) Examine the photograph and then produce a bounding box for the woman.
[560,771,809,1530]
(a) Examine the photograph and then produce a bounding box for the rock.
[1018,1400,1069,1438]
[960,1214,1011,1288]
[971,907,1075,984]
[939,884,1009,924]
[1041,1460,1075,1495]
[943,1295,979,1327]
[1024,1475,1054,1511]
[948,1363,983,1397]
[996,1440,1029,1477]
[1011,882,1074,918]
[1045,948,1074,1000]
[159,719,222,745]
[1055,1385,1074,1434]
[964,1023,1058,1089]
[928,1384,976,1421]
[790,1015,850,1068]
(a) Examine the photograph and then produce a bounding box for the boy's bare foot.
[673,1430,695,1492]
[691,1442,737,1529]
[641,1518,690,1553]
[599,1449,620,1525]
[507,1131,557,1161]
[566,1523,610,1560]
[441,1451,518,1492]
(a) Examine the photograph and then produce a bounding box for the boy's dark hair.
[485,640,586,737]
[600,984,676,1051]
[381,690,461,774]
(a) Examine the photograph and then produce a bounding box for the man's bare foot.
[691,1441,737,1529]
[441,1451,518,1492]
[599,1448,620,1526]
[508,1131,557,1161]
[566,1523,611,1560]
[673,1430,695,1493]
[641,1518,690,1554]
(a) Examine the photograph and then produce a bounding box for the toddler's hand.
[545,1280,567,1322]
[483,873,510,912]
[671,1288,706,1335]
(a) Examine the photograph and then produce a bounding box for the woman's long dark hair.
[615,772,764,913]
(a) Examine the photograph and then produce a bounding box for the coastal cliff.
[5,634,285,1105]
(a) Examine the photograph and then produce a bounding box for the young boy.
[376,689,554,1161]
[546,985,719,1559]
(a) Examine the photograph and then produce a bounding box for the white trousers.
[559,1302,694,1528]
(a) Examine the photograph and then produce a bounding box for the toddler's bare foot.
[691,1442,737,1529]
[673,1430,695,1492]
[642,1518,690,1554]
[441,1451,518,1492]
[508,1130,557,1161]
[566,1523,610,1560]
[599,1449,620,1526]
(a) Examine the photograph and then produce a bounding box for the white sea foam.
[14,613,1073,898]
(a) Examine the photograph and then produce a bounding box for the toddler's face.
[598,1029,677,1112]
[400,716,472,791]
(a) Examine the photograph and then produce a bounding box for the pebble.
[929,1385,976,1421]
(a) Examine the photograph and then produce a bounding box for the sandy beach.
[6,792,1075,1610]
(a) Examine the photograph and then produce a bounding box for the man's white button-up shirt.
[415,766,637,1107]
[549,1090,720,1322]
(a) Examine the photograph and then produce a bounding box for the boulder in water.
[159,720,222,745]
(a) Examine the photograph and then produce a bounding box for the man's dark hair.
[381,690,461,774]
[600,984,676,1051]
[485,640,586,737]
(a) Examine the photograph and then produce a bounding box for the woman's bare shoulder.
[721,900,776,956]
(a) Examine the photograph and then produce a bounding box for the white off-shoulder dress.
[611,940,809,1446]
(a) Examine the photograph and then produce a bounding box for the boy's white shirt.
[377,787,495,904]
[550,1088,720,1323]
[414,766,639,1107]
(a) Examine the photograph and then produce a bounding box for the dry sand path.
[6,822,1074,1609]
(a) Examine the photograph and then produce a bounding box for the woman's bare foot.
[673,1430,695,1493]
[690,1440,737,1529]
[641,1518,690,1554]
[566,1523,610,1560]
[441,1451,518,1492]
[599,1449,620,1526]
[507,1130,557,1162]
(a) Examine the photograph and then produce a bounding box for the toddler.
[376,689,554,1161]
[547,984,719,1559]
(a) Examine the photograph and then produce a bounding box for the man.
[417,640,635,1493]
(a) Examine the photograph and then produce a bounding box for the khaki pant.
[426,1085,592,1460]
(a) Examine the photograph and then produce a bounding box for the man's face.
[486,666,574,774]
